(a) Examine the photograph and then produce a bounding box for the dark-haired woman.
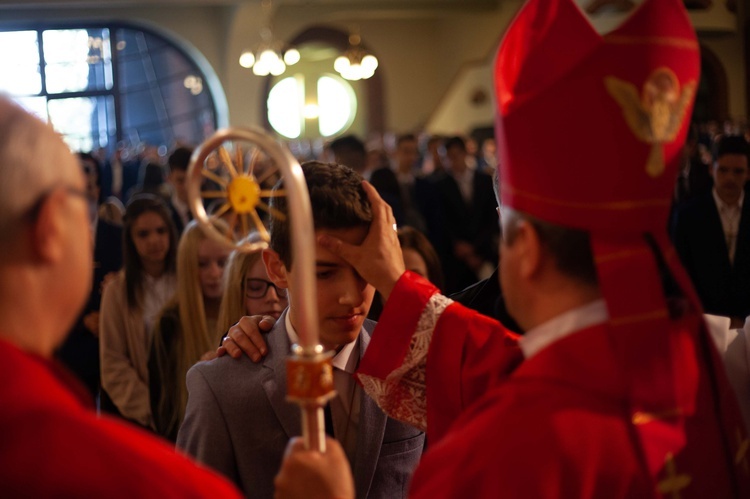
[100,194,177,429]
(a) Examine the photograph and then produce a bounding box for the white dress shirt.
[712,188,744,264]
[704,314,750,436]
[519,299,609,359]
[141,272,177,344]
[285,314,361,462]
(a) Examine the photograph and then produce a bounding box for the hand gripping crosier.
[186,127,334,452]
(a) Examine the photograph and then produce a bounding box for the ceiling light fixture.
[238,0,298,77]
[334,32,378,81]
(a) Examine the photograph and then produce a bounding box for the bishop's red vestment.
[0,338,242,498]
[357,272,750,498]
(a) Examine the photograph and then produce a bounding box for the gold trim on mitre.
[610,309,668,327]
[604,35,699,51]
[595,248,651,264]
[501,185,670,211]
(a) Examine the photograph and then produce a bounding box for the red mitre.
[495,0,698,233]
[494,0,750,494]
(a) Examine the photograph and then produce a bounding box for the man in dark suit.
[330,134,367,176]
[100,144,140,203]
[433,136,499,293]
[166,146,194,236]
[672,135,750,322]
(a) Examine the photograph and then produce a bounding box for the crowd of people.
[2,0,750,497]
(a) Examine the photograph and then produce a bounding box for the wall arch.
[695,44,729,122]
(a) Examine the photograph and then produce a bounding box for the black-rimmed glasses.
[245,278,288,299]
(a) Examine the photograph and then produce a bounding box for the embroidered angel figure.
[606,68,696,177]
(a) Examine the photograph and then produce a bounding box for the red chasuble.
[0,338,242,498]
[357,272,750,498]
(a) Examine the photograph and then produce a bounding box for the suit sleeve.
[99,278,153,428]
[176,365,240,486]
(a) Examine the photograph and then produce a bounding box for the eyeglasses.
[27,186,89,221]
[245,278,288,299]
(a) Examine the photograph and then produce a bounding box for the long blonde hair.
[152,219,228,438]
[216,245,264,336]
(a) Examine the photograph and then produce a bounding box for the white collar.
[519,299,609,359]
[285,313,358,374]
[712,187,744,211]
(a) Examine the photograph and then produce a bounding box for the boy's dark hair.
[168,146,194,173]
[77,152,102,189]
[269,161,372,268]
[329,135,366,172]
[396,133,417,147]
[502,209,598,288]
[444,136,467,152]
[330,135,366,157]
[714,135,750,161]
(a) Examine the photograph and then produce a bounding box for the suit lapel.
[352,326,387,499]
[261,311,301,439]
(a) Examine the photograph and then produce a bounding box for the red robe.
[356,272,750,498]
[0,338,242,498]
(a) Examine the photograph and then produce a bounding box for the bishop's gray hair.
[0,95,76,241]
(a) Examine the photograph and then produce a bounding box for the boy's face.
[264,226,375,350]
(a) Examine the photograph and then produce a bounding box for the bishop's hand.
[317,181,405,301]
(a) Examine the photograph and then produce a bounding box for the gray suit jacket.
[177,311,424,499]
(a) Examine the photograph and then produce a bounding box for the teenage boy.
[177,161,424,499]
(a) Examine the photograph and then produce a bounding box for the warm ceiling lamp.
[238,0,299,77]
[334,33,378,81]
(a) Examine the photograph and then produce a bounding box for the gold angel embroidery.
[605,68,696,177]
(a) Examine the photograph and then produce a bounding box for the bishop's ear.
[32,190,68,264]
[262,248,289,289]
[513,219,544,280]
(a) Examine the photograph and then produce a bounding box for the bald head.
[0,97,80,242]
[0,96,92,356]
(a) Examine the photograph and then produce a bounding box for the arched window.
[267,73,357,139]
[261,27,385,140]
[0,24,221,153]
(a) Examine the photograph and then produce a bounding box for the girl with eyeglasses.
[216,240,289,338]
[148,220,231,442]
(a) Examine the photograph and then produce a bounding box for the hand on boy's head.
[317,181,405,301]
[216,315,276,361]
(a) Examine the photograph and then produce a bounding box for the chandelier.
[334,33,378,81]
[238,0,299,76]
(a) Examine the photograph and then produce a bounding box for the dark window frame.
[0,20,219,153]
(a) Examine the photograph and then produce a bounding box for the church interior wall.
[0,1,745,139]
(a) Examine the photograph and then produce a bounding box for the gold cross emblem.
[657,452,692,499]
[736,428,750,474]
[606,68,696,178]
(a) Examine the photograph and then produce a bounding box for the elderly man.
[273,0,750,497]
[0,97,240,497]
